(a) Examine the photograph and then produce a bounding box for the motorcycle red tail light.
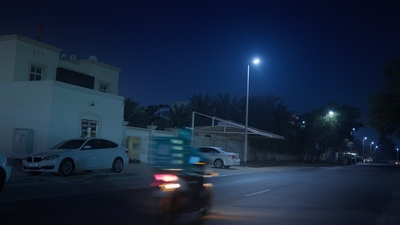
[154,174,179,182]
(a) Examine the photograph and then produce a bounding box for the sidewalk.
[7,159,306,184]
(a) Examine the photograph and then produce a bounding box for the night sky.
[2,0,400,145]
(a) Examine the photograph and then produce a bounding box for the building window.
[99,82,110,93]
[56,67,95,89]
[30,65,44,81]
[81,119,98,138]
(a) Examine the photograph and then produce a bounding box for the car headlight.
[43,155,60,160]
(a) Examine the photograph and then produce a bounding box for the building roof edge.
[0,34,63,53]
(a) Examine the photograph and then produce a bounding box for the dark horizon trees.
[367,58,400,159]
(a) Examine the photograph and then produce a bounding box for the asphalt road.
[0,163,399,225]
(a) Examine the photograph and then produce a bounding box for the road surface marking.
[245,189,271,197]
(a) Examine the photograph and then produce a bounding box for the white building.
[0,34,125,158]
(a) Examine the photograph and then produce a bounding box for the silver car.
[23,138,129,176]
[198,146,240,168]
[364,157,373,163]
[0,153,11,192]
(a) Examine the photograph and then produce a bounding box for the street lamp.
[244,58,260,167]
[362,137,367,160]
[397,148,399,162]
[375,146,378,162]
[370,142,374,158]
[325,111,334,161]
[350,128,355,152]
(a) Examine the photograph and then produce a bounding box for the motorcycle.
[151,164,213,224]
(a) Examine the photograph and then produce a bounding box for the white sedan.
[198,146,240,168]
[23,138,129,176]
[0,153,11,192]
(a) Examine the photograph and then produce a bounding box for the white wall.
[0,35,62,82]
[124,127,175,163]
[0,38,17,82]
[0,80,124,157]
[0,81,52,157]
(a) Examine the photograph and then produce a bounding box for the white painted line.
[245,189,271,197]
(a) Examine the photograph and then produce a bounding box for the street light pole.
[375,146,378,162]
[325,111,334,161]
[370,141,374,158]
[350,128,355,152]
[362,137,367,160]
[243,58,259,167]
[397,148,399,162]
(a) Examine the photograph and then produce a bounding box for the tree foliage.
[237,93,297,157]
[188,93,214,126]
[144,104,170,130]
[212,92,239,121]
[123,98,140,121]
[123,98,147,127]
[167,103,191,128]
[367,59,400,140]
[298,102,363,161]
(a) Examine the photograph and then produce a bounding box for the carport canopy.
[191,114,284,140]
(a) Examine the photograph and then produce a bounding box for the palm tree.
[212,92,239,120]
[239,93,294,156]
[188,93,214,126]
[123,98,146,127]
[167,103,191,128]
[123,98,140,122]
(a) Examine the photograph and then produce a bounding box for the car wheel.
[111,157,124,173]
[58,158,74,176]
[214,159,224,168]
[28,172,41,176]
[0,169,5,192]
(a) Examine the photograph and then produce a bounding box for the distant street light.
[325,111,334,161]
[370,141,374,158]
[244,58,260,167]
[350,128,355,152]
[375,146,378,162]
[397,148,399,162]
[362,137,367,160]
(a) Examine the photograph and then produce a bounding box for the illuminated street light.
[325,111,335,161]
[362,137,367,161]
[375,146,378,162]
[397,148,399,162]
[350,128,355,152]
[370,141,374,158]
[244,58,260,167]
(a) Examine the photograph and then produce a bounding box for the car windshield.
[52,140,86,149]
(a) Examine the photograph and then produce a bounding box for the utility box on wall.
[12,128,34,158]
[126,136,141,163]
